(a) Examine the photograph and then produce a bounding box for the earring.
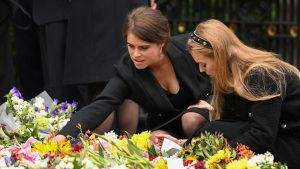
[160,44,164,53]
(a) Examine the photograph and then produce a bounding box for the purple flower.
[53,99,59,105]
[61,101,68,111]
[71,101,78,109]
[10,87,23,99]
[4,156,14,166]
[52,109,59,117]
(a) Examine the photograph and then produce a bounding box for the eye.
[127,44,134,48]
[138,46,149,50]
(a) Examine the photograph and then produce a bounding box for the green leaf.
[127,139,144,156]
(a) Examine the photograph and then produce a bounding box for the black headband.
[190,31,212,48]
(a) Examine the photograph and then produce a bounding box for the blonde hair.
[187,19,300,120]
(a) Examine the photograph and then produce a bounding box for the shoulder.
[114,52,136,79]
[169,33,190,51]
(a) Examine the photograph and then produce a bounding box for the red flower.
[194,161,205,169]
[184,160,193,166]
[149,155,156,161]
[119,135,128,140]
[72,145,83,152]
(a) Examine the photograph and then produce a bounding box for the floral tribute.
[0,87,77,144]
[0,88,288,169]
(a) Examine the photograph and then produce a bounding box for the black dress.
[59,33,212,138]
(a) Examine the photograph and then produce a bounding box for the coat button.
[248,113,252,117]
[281,123,287,128]
[157,113,162,117]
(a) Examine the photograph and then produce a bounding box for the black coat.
[0,0,10,22]
[59,34,212,137]
[217,72,300,168]
[32,0,68,25]
[0,0,13,104]
[64,0,149,84]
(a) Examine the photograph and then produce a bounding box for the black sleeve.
[58,75,130,137]
[229,71,284,153]
[183,107,209,120]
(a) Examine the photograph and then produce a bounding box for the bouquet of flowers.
[179,132,287,169]
[0,128,288,169]
[0,88,288,169]
[0,87,77,144]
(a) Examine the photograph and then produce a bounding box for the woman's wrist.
[177,139,186,146]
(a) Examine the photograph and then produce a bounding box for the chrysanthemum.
[131,131,151,151]
[226,158,248,169]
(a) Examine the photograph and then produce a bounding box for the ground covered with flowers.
[0,88,288,169]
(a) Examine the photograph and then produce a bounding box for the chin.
[134,65,146,70]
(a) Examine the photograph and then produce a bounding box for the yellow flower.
[226,158,248,169]
[154,157,167,169]
[206,149,231,168]
[32,140,71,155]
[32,141,58,154]
[58,140,71,153]
[130,131,151,151]
[186,156,197,161]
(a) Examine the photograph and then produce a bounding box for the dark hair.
[122,6,171,46]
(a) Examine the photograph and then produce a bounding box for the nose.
[199,65,206,73]
[132,48,141,57]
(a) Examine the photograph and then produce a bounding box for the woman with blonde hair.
[154,19,300,168]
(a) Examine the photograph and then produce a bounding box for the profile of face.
[127,32,163,69]
[191,51,216,77]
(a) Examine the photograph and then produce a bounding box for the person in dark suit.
[154,19,300,168]
[32,0,80,103]
[56,7,212,141]
[12,0,44,100]
[0,0,14,103]
[63,0,149,134]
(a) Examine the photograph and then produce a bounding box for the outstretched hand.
[151,133,180,147]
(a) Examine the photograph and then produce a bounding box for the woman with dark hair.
[154,19,300,168]
[55,7,211,140]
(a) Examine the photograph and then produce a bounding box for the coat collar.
[135,41,207,111]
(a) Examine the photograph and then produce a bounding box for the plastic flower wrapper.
[0,87,77,143]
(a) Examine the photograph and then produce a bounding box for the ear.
[160,43,165,53]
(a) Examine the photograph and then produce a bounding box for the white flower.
[36,110,48,117]
[247,151,274,167]
[33,97,45,110]
[103,130,118,141]
[82,158,97,169]
[11,96,24,105]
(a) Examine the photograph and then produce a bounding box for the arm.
[229,71,284,153]
[229,97,282,153]
[58,75,130,137]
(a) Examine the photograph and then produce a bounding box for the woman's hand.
[188,100,213,111]
[54,134,67,142]
[151,133,182,146]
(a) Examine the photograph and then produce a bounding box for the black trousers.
[0,17,14,104]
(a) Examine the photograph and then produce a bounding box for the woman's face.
[127,32,163,69]
[191,51,216,77]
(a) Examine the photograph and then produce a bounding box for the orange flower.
[236,144,255,159]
